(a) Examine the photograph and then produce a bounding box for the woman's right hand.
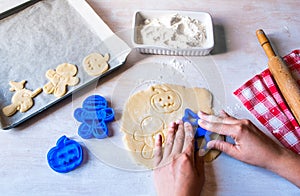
[198,111,300,188]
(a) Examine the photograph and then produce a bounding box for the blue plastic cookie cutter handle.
[182,108,208,138]
[182,108,213,151]
[47,135,83,173]
[74,95,115,139]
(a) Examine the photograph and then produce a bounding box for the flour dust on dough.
[120,83,223,168]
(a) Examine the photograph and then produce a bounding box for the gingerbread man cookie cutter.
[2,80,42,117]
[74,95,115,139]
[43,63,79,97]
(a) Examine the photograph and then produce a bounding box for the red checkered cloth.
[234,49,300,154]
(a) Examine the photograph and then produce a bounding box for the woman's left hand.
[153,120,204,196]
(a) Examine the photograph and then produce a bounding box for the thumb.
[207,140,237,157]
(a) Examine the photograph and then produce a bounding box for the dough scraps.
[83,53,109,76]
[2,80,42,117]
[43,63,79,97]
[120,83,223,168]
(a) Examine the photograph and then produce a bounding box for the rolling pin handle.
[256,29,276,59]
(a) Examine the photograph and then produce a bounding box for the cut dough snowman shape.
[2,80,42,117]
[43,63,79,97]
[83,53,109,76]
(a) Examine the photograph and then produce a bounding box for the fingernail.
[155,134,162,144]
[175,119,182,124]
[198,111,203,116]
[198,149,206,156]
[206,141,213,149]
[168,121,174,127]
[155,134,160,140]
[184,121,191,126]
[198,119,204,125]
[220,110,227,117]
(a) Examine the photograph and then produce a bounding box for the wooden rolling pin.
[256,29,300,125]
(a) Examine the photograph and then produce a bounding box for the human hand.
[153,120,204,196]
[198,111,300,187]
[198,111,285,170]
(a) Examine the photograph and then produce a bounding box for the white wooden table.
[0,0,299,195]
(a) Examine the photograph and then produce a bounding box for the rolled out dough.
[120,83,223,168]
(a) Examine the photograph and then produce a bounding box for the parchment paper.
[0,0,131,129]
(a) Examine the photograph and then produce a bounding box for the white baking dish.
[132,10,214,56]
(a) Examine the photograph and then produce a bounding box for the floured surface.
[121,83,222,168]
[80,58,225,171]
[0,0,130,129]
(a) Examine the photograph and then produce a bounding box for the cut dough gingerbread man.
[2,80,42,117]
[43,63,79,97]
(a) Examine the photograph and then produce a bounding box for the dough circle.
[120,83,223,168]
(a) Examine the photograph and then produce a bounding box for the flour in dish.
[136,14,207,49]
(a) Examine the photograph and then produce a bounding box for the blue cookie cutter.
[74,95,115,139]
[47,135,83,173]
[182,108,213,151]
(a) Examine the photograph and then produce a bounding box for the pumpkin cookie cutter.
[47,135,83,173]
[74,95,115,139]
[182,108,213,152]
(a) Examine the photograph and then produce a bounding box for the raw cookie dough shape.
[83,53,109,76]
[2,80,42,117]
[43,63,79,98]
[133,116,166,159]
[74,95,115,139]
[47,135,83,173]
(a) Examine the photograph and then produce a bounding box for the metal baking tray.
[0,0,131,129]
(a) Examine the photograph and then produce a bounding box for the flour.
[136,14,207,49]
